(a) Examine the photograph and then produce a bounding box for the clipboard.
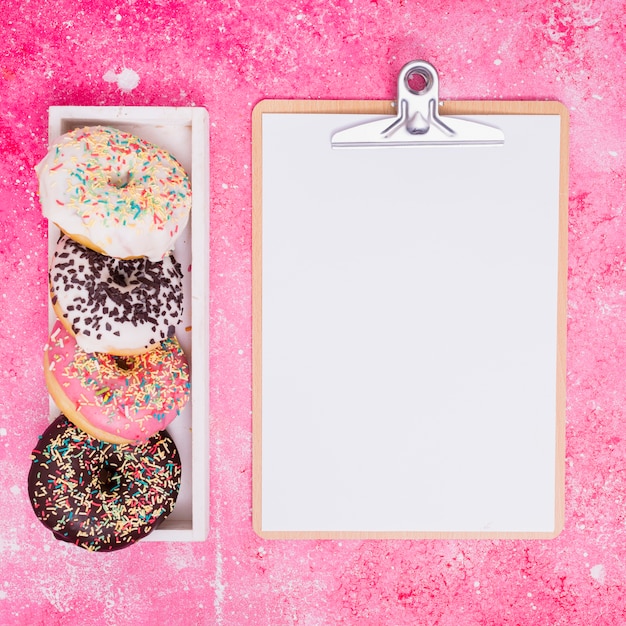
[252,61,568,539]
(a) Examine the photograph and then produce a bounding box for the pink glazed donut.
[44,320,190,444]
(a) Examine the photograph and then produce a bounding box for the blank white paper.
[261,113,561,533]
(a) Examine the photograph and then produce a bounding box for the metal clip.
[331,60,504,148]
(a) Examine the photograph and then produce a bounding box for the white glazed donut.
[49,234,185,356]
[36,125,191,261]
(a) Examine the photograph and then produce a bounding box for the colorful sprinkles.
[37,125,192,261]
[45,320,191,442]
[28,415,181,552]
[62,126,189,226]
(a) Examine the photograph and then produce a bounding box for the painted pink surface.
[1,0,625,624]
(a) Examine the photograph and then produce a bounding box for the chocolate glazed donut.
[28,415,182,551]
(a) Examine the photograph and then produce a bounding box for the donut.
[44,320,191,444]
[49,234,184,356]
[28,414,181,551]
[36,125,191,261]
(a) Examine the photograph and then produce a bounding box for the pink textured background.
[1,0,625,624]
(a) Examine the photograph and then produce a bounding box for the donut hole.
[98,460,123,497]
[113,356,138,372]
[108,171,130,189]
[110,267,132,287]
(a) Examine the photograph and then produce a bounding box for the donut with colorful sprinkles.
[36,125,191,261]
[49,234,184,356]
[44,320,191,444]
[28,414,181,551]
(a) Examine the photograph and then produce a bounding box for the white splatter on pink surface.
[103,68,141,92]
[1,0,626,624]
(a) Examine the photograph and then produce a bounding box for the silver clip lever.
[331,60,504,148]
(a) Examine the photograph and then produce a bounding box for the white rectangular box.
[46,106,209,542]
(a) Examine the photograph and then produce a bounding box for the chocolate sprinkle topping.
[49,235,184,353]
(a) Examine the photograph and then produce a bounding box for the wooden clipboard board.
[252,62,568,539]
